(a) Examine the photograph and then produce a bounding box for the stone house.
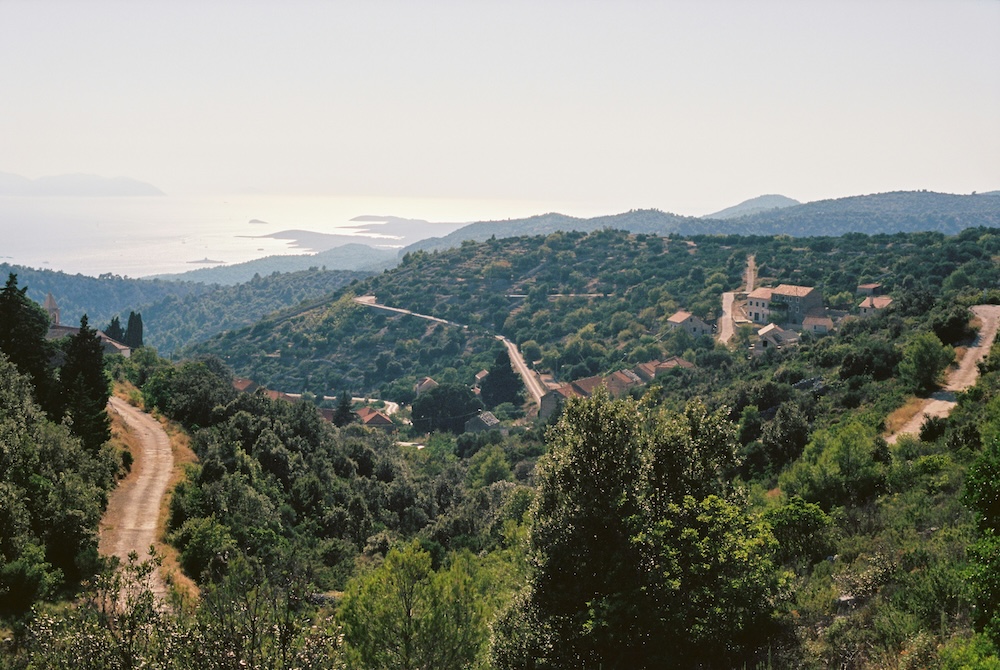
[667,310,712,337]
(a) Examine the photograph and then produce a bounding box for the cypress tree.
[105,315,125,343]
[333,390,355,427]
[480,348,524,409]
[124,311,144,348]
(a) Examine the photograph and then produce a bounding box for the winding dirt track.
[887,304,1000,443]
[99,397,172,601]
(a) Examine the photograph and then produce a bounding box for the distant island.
[0,171,164,196]
[187,258,225,264]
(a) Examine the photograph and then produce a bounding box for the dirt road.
[718,256,756,345]
[99,397,172,602]
[887,304,1000,443]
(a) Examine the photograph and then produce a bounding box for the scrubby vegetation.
[3,222,1000,667]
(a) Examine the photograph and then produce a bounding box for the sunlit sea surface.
[0,194,600,278]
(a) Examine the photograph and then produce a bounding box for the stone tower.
[44,293,60,326]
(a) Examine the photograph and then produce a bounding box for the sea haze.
[0,194,573,278]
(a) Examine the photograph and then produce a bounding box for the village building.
[465,410,501,433]
[42,293,131,357]
[633,356,695,382]
[232,377,260,394]
[752,323,799,355]
[538,359,689,421]
[666,310,712,337]
[747,284,824,326]
[356,406,395,431]
[803,315,835,335]
[859,295,893,317]
[414,376,439,396]
[856,283,883,296]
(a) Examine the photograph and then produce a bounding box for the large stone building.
[747,284,824,325]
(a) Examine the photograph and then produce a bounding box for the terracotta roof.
[605,369,642,396]
[633,361,659,381]
[571,376,605,396]
[357,407,393,426]
[859,296,893,309]
[759,323,798,344]
[748,287,773,299]
[803,315,834,329]
[660,355,695,370]
[773,284,816,298]
[667,310,692,324]
[233,377,259,393]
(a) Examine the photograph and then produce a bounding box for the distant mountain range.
[103,188,1000,283]
[401,191,1000,255]
[0,171,164,196]
[704,194,800,219]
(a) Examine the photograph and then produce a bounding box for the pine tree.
[59,315,111,452]
[0,273,55,411]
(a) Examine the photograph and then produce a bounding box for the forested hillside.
[189,227,1000,400]
[0,262,208,327]
[139,268,370,354]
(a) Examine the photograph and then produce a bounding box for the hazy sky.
[2,0,998,215]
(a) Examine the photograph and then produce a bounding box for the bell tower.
[44,293,60,326]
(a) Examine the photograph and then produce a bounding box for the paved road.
[100,397,172,603]
[498,335,546,405]
[354,295,545,409]
[888,304,1000,443]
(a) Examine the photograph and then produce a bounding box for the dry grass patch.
[884,396,930,436]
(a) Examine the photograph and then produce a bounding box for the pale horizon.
[2,1,998,218]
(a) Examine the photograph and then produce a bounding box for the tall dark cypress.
[104,315,125,343]
[124,311,144,348]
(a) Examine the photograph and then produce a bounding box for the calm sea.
[0,194,598,278]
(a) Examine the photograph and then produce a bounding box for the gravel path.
[99,397,173,603]
[887,304,1000,444]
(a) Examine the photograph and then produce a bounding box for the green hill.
[187,226,1000,401]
